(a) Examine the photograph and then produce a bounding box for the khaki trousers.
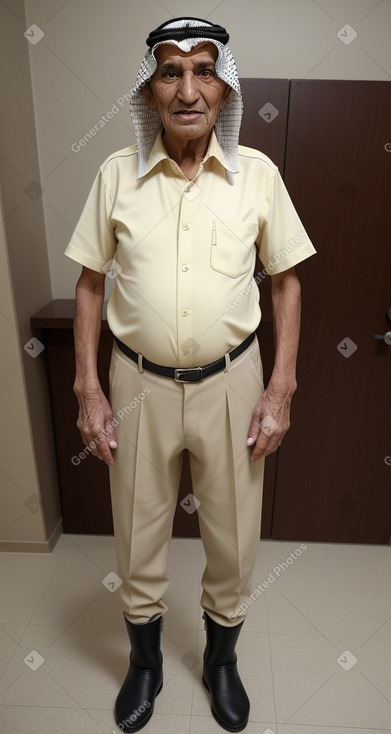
[108,336,265,627]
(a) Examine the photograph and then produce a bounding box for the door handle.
[373,308,391,345]
[373,332,391,345]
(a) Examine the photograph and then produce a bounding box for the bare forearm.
[269,269,301,394]
[74,275,104,392]
[247,268,301,460]
[71,268,117,465]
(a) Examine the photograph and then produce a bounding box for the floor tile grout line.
[44,593,102,653]
[263,579,280,733]
[0,671,24,700]
[280,594,336,647]
[66,534,107,570]
[0,540,108,690]
[45,670,110,727]
[0,551,69,690]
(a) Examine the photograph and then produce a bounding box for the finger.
[79,427,114,465]
[249,434,270,461]
[247,411,262,447]
[104,419,117,449]
[251,431,285,461]
[90,427,115,466]
[96,437,115,466]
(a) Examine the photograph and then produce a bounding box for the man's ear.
[219,84,232,112]
[141,82,157,111]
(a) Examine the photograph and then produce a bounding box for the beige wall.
[0,0,62,552]
[0,0,390,551]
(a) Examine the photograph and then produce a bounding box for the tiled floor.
[0,535,390,733]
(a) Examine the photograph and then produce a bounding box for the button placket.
[177,194,196,365]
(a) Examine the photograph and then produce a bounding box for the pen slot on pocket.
[210,220,258,278]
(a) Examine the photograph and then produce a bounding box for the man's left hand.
[246,382,295,462]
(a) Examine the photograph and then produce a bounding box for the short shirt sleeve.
[64,167,117,273]
[257,167,316,274]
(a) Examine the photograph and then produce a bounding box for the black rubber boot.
[202,612,250,732]
[115,615,163,733]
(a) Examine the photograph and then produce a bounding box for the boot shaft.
[203,612,244,667]
[124,615,163,670]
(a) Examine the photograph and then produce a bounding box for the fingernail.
[109,441,117,448]
[247,437,255,446]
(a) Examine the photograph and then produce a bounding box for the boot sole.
[115,682,163,733]
[202,676,249,733]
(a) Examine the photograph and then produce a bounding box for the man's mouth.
[174,111,204,119]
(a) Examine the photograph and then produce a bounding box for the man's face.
[142,42,230,144]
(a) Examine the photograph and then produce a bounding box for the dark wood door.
[272,80,391,543]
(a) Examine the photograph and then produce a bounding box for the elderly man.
[65,17,316,733]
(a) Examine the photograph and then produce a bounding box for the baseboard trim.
[0,518,63,554]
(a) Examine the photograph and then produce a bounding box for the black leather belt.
[114,333,255,383]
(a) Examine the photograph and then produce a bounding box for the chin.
[171,122,211,139]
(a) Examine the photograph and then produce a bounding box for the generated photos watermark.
[71,387,151,465]
[228,543,308,621]
[112,700,151,732]
[71,92,133,153]
[228,230,308,310]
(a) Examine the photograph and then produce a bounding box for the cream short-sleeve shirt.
[65,130,316,367]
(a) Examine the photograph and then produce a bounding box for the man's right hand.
[74,385,117,466]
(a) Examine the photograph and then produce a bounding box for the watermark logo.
[337,337,357,358]
[258,103,279,124]
[259,416,279,436]
[24,181,43,200]
[24,337,45,358]
[102,571,122,592]
[24,650,45,671]
[337,24,358,45]
[24,25,44,45]
[24,494,41,514]
[180,493,200,514]
[181,650,200,669]
[228,544,308,621]
[180,337,201,358]
[102,259,122,279]
[71,92,133,153]
[337,650,357,671]
[71,387,151,466]
[114,700,151,731]
[228,230,308,310]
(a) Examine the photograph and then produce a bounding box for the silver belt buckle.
[174,366,203,383]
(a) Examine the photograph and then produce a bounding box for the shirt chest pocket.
[210,220,258,278]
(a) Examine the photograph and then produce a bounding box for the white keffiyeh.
[129,18,243,185]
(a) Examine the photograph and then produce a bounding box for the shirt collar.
[144,128,236,177]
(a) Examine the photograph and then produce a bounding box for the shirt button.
[182,224,190,231]
[181,309,190,317]
[182,264,189,272]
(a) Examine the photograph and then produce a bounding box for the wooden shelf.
[31,299,109,330]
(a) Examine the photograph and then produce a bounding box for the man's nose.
[177,72,200,104]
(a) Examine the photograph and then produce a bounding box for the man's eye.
[163,72,177,79]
